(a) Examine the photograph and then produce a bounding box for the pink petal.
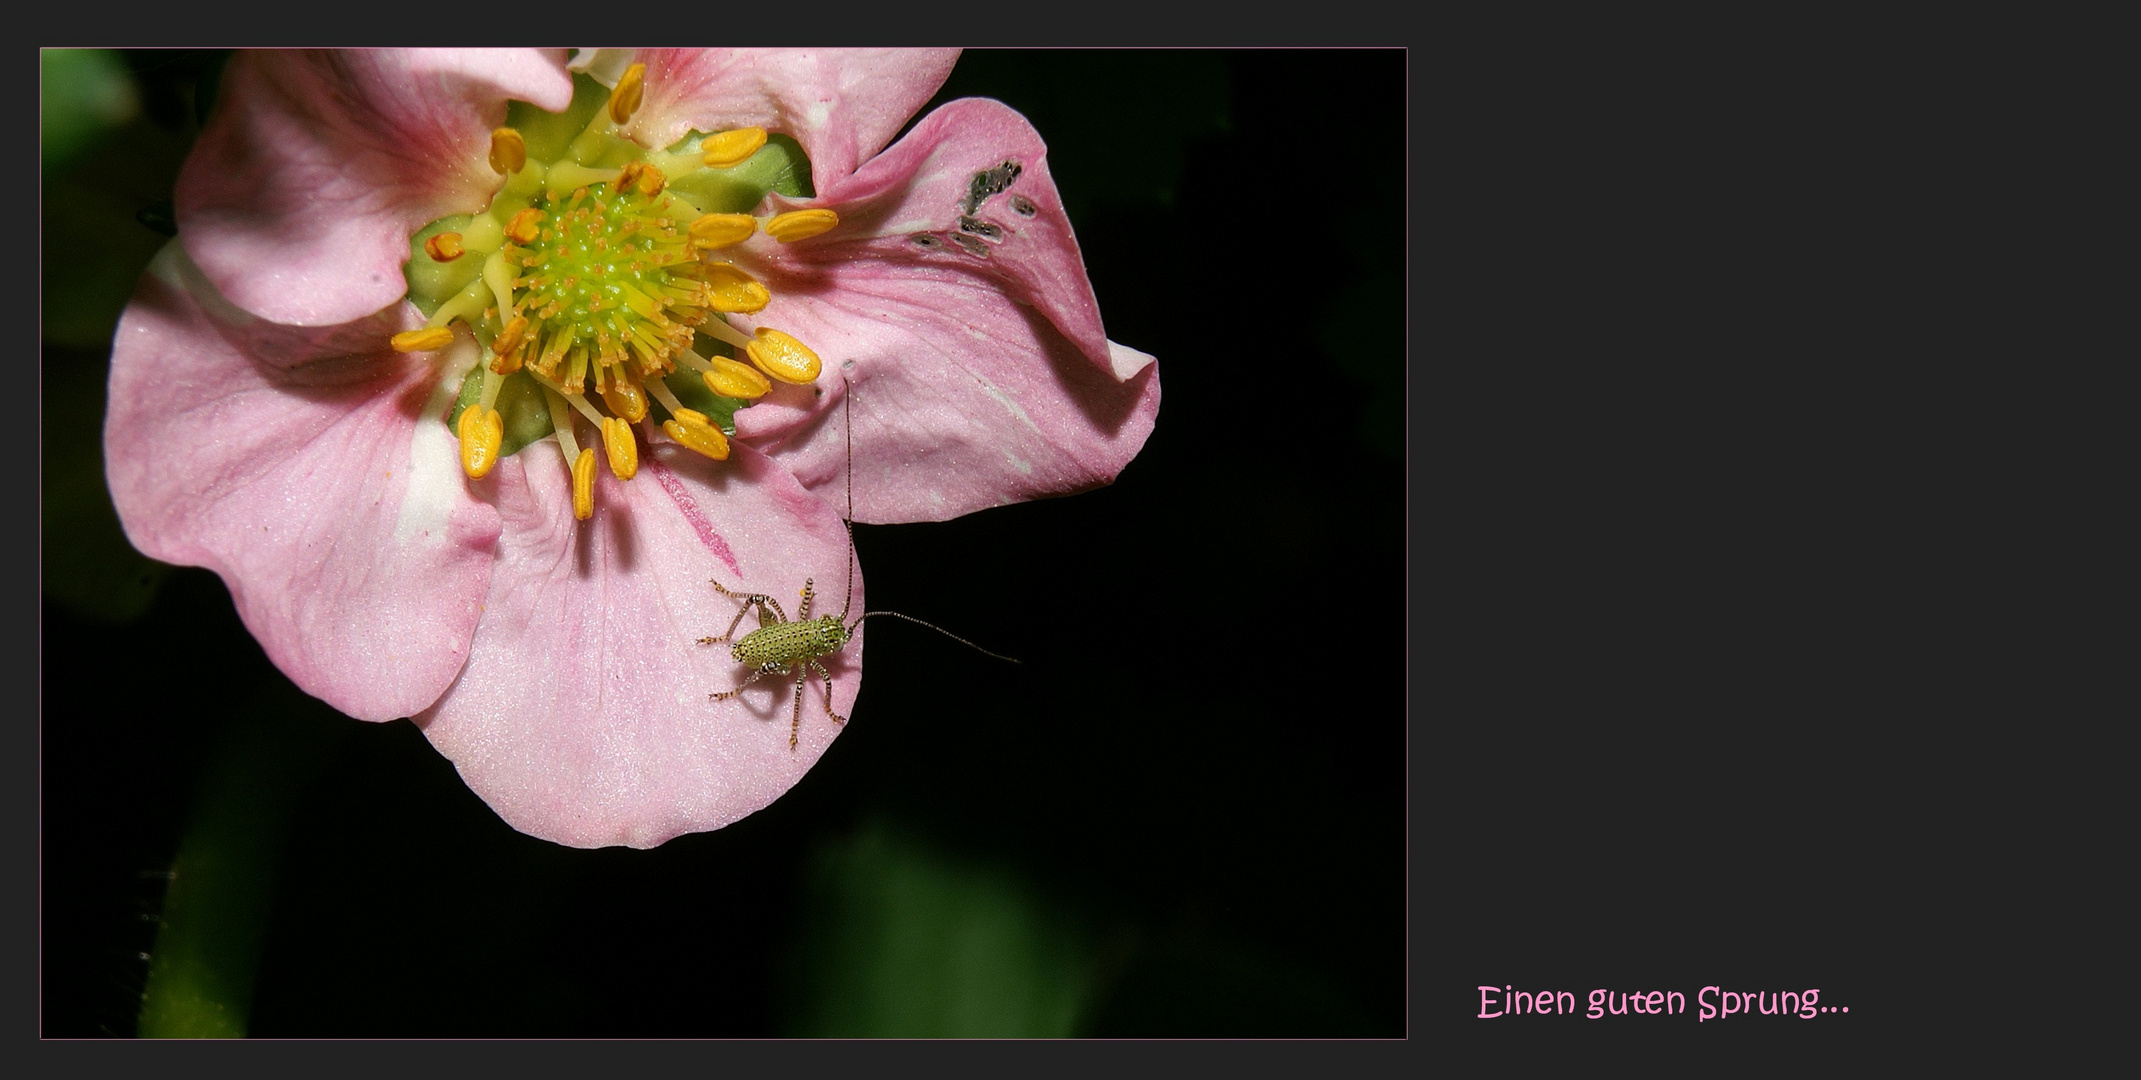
[619,48,961,187]
[765,96,1140,378]
[415,441,864,849]
[719,97,1161,523]
[105,244,502,720]
[177,48,574,327]
[733,276,1161,524]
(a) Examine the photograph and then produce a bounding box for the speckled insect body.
[733,613,850,671]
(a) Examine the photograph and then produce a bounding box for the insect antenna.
[839,374,1019,666]
[839,373,857,622]
[846,609,1021,664]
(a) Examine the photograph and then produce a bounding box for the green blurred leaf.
[783,818,1096,1037]
[42,51,196,352]
[42,49,138,181]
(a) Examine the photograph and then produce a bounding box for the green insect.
[700,376,1017,750]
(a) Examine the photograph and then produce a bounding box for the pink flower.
[105,48,1159,849]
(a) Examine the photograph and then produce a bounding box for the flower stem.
[136,690,332,1038]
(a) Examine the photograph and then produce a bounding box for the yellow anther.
[457,406,504,480]
[572,446,597,520]
[689,213,758,250]
[601,416,639,480]
[662,409,731,460]
[700,127,768,168]
[391,327,455,353]
[600,381,648,423]
[765,209,840,243]
[745,328,822,385]
[703,354,773,400]
[506,207,544,245]
[492,315,530,358]
[616,161,667,197]
[609,62,645,125]
[488,127,526,175]
[424,232,465,262]
[700,262,771,314]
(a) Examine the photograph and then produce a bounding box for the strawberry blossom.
[104,48,1159,848]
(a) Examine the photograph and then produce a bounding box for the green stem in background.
[136,687,336,1038]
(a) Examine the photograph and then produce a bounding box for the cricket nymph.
[699,575,857,752]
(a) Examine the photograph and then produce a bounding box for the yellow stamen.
[745,328,822,385]
[543,386,582,462]
[457,406,504,479]
[482,249,517,330]
[392,327,455,353]
[765,209,840,243]
[689,213,758,250]
[609,62,646,125]
[617,161,667,197]
[488,127,526,175]
[572,446,597,520]
[492,315,530,364]
[408,65,838,512]
[701,127,768,168]
[506,207,544,245]
[662,409,731,460]
[703,353,772,399]
[424,232,465,262]
[601,416,639,480]
[600,381,648,423]
[700,263,771,314]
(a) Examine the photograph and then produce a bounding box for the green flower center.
[503,175,705,398]
[390,64,836,519]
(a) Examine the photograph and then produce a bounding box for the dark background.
[42,49,1406,1038]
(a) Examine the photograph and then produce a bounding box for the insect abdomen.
[732,616,849,667]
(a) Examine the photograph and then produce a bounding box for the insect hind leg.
[787,667,808,750]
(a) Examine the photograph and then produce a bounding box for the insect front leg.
[700,578,789,645]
